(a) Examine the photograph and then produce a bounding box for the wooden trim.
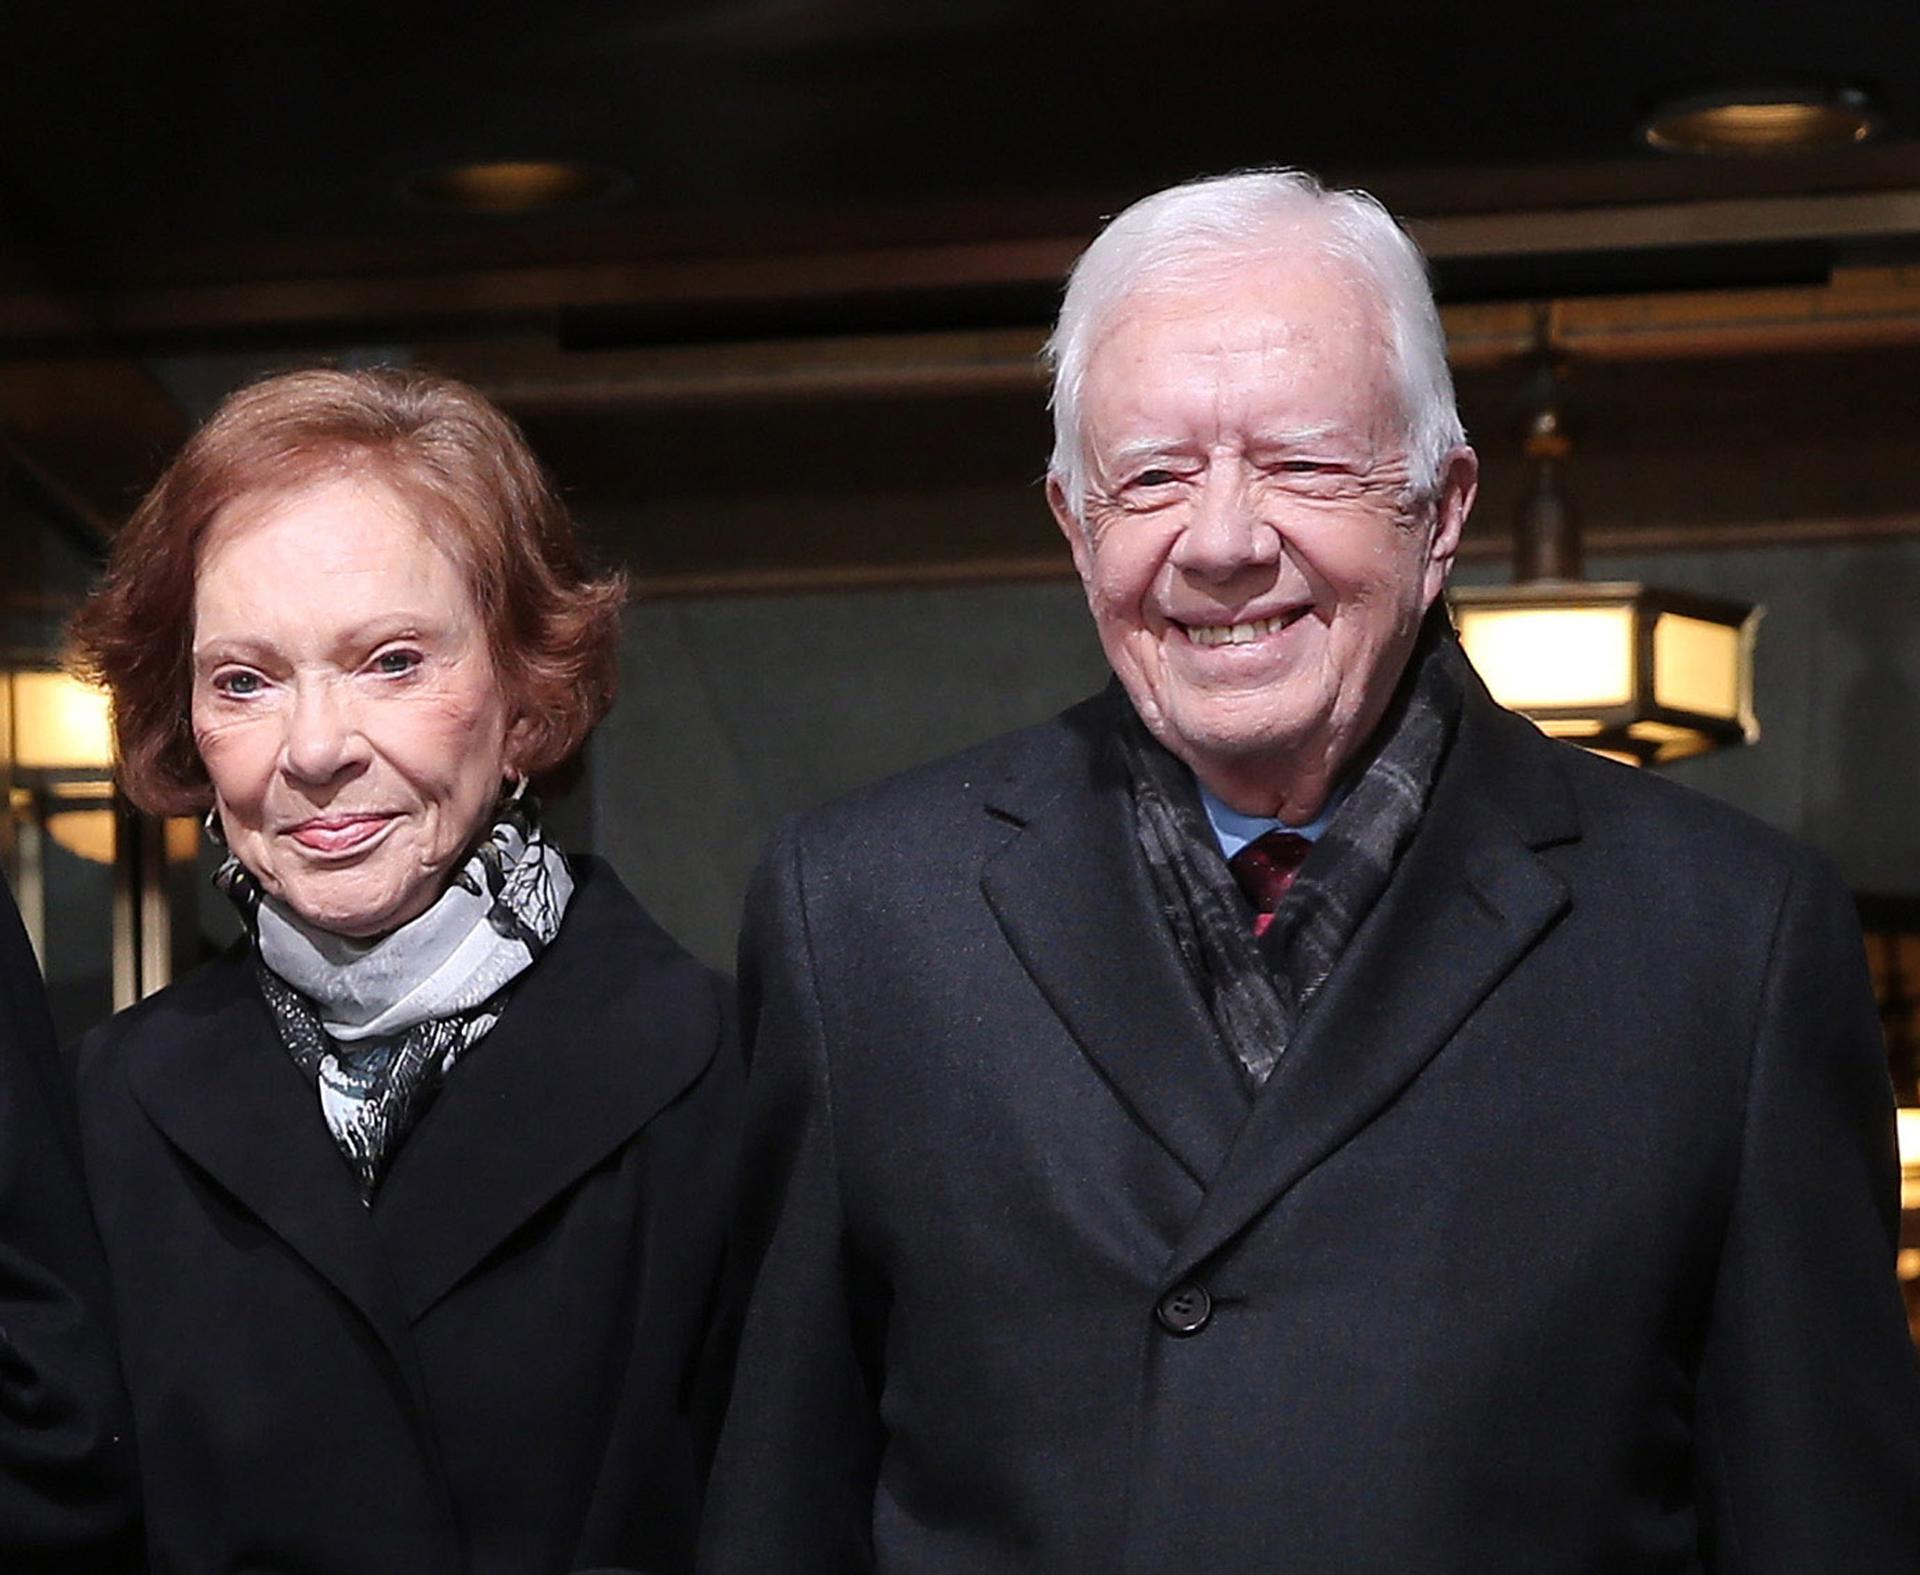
[623,512,1920,600]
[0,239,1081,345]
[629,554,1073,601]
[1410,190,1920,259]
[1556,512,1920,555]
[443,328,1048,407]
[3,190,1919,349]
[436,268,1920,410]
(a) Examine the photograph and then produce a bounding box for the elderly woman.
[67,368,739,1575]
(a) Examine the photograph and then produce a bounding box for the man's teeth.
[1187,613,1292,647]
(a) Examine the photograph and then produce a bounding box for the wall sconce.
[9,670,116,863]
[1453,583,1759,765]
[1450,319,1759,767]
[4,668,189,1009]
[12,669,113,770]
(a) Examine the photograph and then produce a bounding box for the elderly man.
[701,171,1920,1571]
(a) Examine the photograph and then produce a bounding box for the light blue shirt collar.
[1199,780,1344,861]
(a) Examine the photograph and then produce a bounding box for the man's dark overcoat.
[76,858,740,1575]
[702,659,1920,1573]
[0,874,139,1571]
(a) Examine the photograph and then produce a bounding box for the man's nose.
[280,677,368,785]
[1168,462,1281,581]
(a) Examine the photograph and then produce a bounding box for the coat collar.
[982,662,1578,1253]
[370,858,722,1319]
[1165,663,1578,1278]
[981,688,1253,1186]
[127,859,721,1330]
[125,952,416,1355]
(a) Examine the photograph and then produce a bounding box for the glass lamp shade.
[1449,582,1759,765]
[11,671,114,771]
[7,674,118,865]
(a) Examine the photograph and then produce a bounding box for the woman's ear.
[503,712,538,778]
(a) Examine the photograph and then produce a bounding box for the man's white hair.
[1044,168,1464,523]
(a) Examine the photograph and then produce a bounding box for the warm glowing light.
[46,808,115,864]
[1643,91,1877,155]
[11,672,113,770]
[165,816,201,863]
[1449,584,1758,767]
[1454,606,1634,709]
[398,160,627,214]
[1652,615,1742,721]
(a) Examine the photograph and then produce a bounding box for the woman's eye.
[213,670,264,698]
[373,649,423,676]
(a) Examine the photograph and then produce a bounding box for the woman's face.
[190,476,520,938]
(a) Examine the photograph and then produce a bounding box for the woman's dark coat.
[75,857,739,1575]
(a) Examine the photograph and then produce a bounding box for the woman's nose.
[280,677,368,785]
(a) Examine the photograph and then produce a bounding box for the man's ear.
[1422,444,1478,605]
[1046,474,1093,584]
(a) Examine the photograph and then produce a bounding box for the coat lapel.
[369,859,722,1321]
[1166,687,1579,1281]
[982,696,1251,1187]
[126,952,414,1357]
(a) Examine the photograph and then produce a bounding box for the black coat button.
[1155,1282,1212,1336]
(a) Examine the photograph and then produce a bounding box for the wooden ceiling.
[2,1,1917,592]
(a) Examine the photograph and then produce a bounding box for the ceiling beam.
[431,266,1920,411]
[1411,190,1920,259]
[3,190,1920,351]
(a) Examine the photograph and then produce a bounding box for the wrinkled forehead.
[191,477,497,644]
[199,464,478,581]
[1080,254,1405,434]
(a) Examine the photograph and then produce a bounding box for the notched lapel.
[371,868,721,1322]
[1167,706,1575,1281]
[126,964,412,1354]
[982,719,1250,1188]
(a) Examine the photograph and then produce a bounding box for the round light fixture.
[397,159,629,215]
[1641,86,1879,156]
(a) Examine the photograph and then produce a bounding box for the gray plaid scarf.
[1119,616,1464,1088]
[216,790,572,1199]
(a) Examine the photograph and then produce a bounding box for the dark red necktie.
[1228,830,1313,938]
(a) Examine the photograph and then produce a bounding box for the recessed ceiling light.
[1641,87,1879,156]
[397,160,629,215]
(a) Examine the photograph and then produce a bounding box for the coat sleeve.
[0,876,141,1572]
[1693,847,1920,1568]
[698,826,885,1575]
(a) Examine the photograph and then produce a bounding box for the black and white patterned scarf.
[216,789,573,1199]
[1119,614,1464,1089]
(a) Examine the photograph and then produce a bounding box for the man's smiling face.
[1050,245,1472,820]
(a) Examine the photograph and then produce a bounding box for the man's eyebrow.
[1100,436,1194,472]
[1246,422,1354,450]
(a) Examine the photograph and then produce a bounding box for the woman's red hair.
[69,366,626,815]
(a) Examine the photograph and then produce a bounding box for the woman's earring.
[201,805,228,848]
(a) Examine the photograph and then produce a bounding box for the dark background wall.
[584,533,1920,971]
